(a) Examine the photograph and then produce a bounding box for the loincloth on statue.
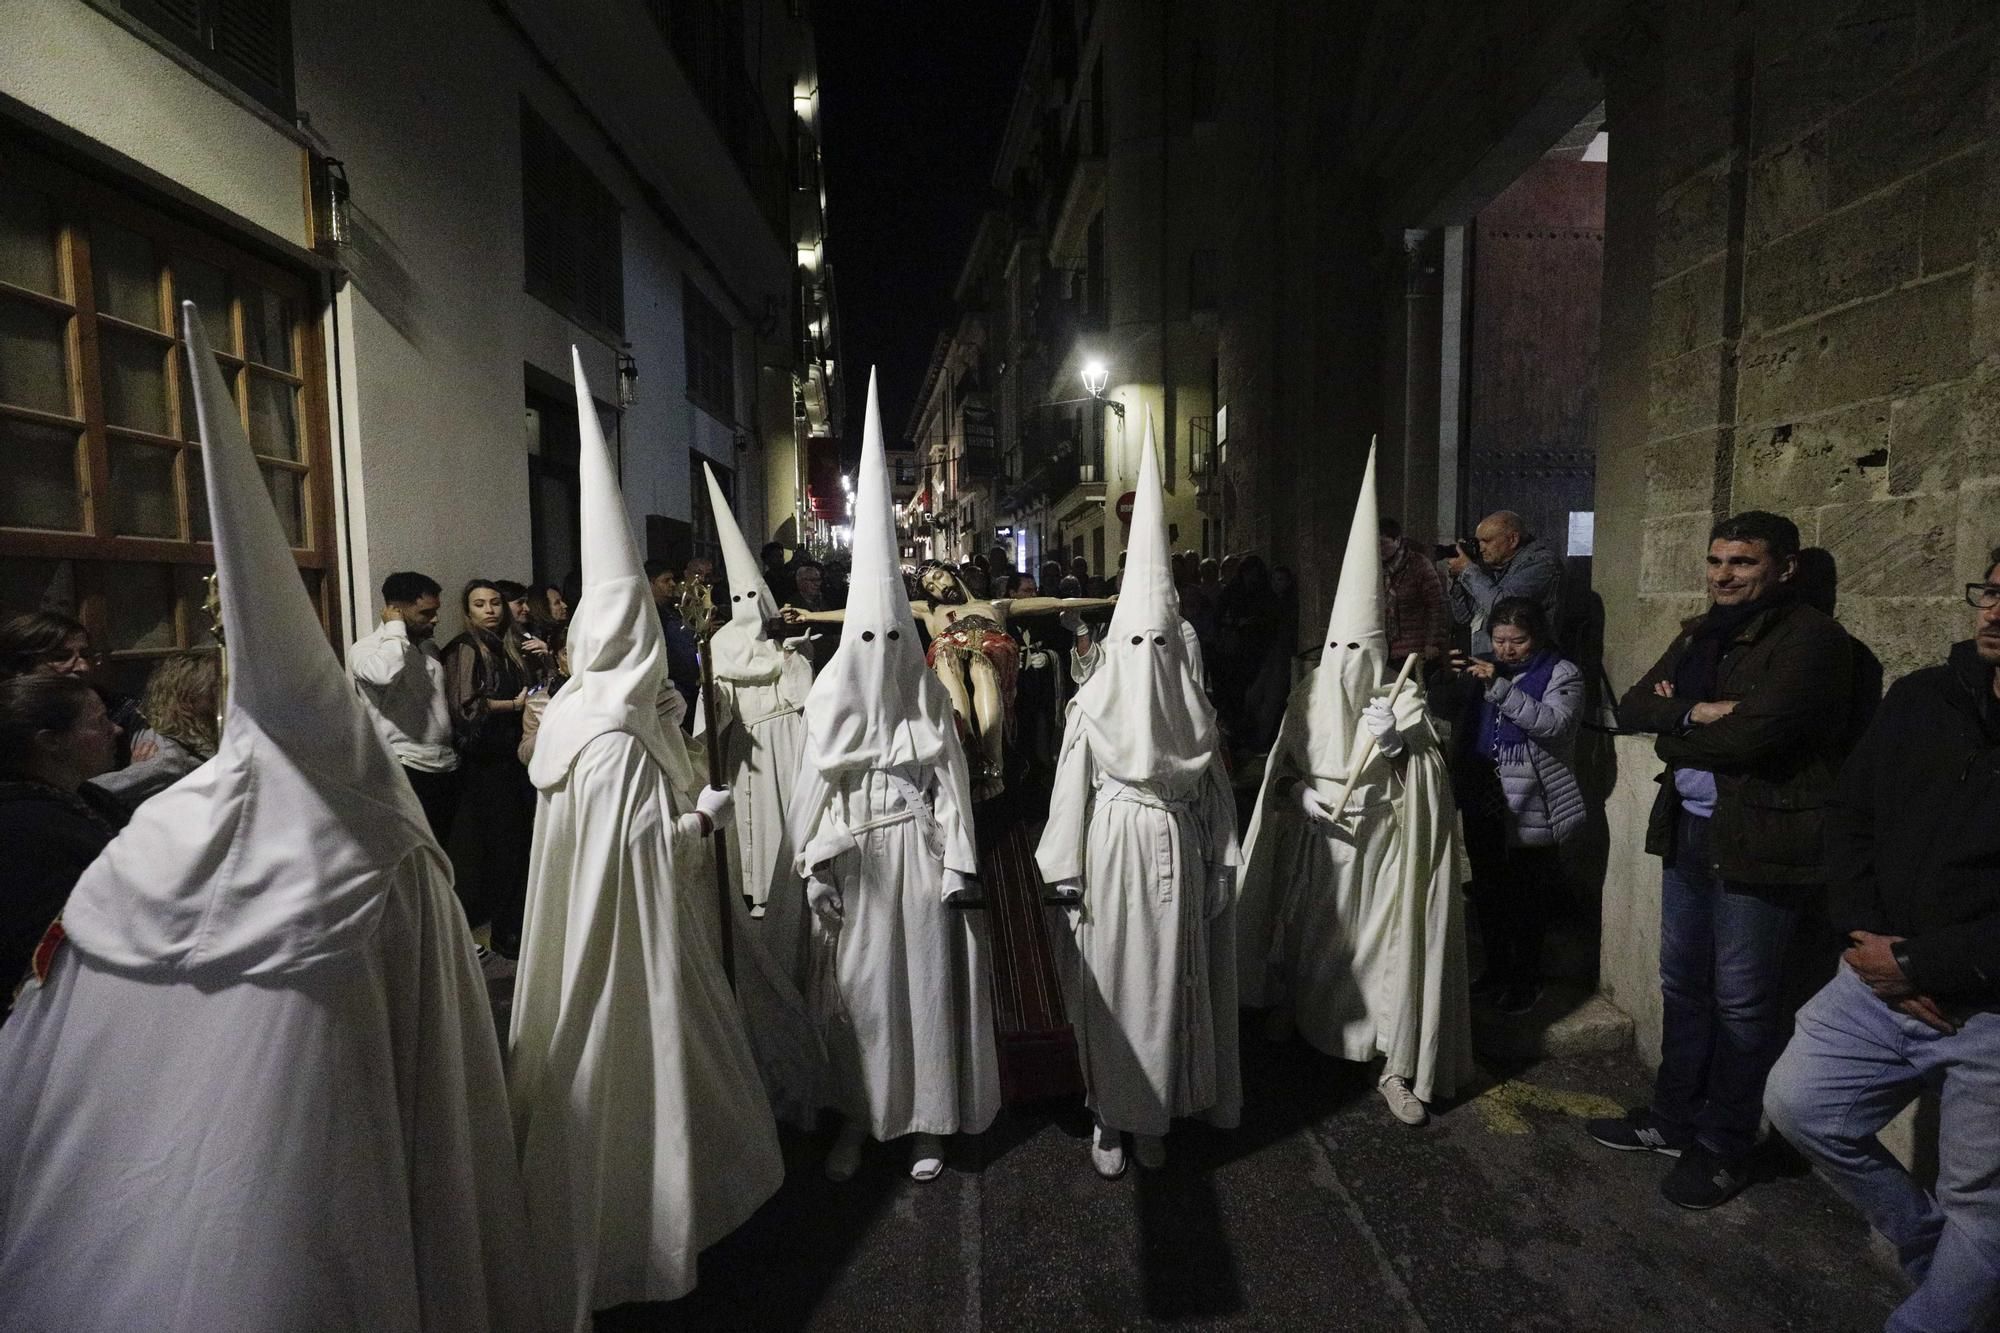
[926,617,1020,737]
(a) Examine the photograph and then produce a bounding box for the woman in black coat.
[0,673,127,1008]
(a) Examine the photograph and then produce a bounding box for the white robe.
[707,656,812,915]
[1236,678,1474,1104]
[791,747,1001,1140]
[0,851,536,1332]
[1035,727,1242,1135]
[510,731,782,1328]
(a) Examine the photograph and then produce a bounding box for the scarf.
[1475,649,1559,763]
[1671,590,1790,702]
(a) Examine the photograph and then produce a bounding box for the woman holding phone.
[441,579,537,956]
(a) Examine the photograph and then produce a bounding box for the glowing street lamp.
[1080,359,1124,419]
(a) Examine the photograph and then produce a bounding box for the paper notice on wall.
[1567,511,1595,557]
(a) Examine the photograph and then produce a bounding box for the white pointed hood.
[62,302,434,977]
[1302,440,1391,770]
[704,461,784,683]
[1071,410,1215,782]
[802,369,954,774]
[528,349,678,790]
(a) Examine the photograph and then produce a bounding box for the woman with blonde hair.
[90,651,222,809]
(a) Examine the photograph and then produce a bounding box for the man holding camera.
[1445,511,1565,655]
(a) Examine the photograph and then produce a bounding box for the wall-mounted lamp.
[1081,359,1125,419]
[313,157,351,253]
[616,349,639,408]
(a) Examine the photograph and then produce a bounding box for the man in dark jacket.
[1446,510,1565,655]
[1765,546,2000,1332]
[1586,511,1854,1208]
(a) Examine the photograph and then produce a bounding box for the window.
[122,0,294,116]
[0,130,333,692]
[682,276,735,424]
[522,103,624,337]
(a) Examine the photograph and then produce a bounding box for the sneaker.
[1378,1075,1428,1126]
[1090,1127,1127,1180]
[908,1133,945,1182]
[1133,1133,1166,1170]
[1495,982,1543,1016]
[1660,1144,1752,1210]
[1585,1108,1688,1157]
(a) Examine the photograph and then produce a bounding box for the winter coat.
[1618,595,1854,885]
[1828,639,2000,1006]
[1481,659,1586,847]
[1451,658,1586,847]
[1447,538,1565,656]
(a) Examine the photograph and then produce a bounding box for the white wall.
[5,0,791,642]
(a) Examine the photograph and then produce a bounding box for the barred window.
[0,130,333,692]
[522,102,625,337]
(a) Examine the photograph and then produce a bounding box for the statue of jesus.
[784,561,1113,798]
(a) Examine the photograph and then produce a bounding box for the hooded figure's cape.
[0,302,536,1331]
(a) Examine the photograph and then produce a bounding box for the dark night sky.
[815,2,1039,453]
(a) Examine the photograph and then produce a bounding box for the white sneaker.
[826,1120,867,1181]
[1378,1075,1428,1126]
[908,1133,945,1182]
[1090,1128,1127,1179]
[1133,1133,1166,1170]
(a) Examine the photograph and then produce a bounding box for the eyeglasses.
[1967,584,2000,610]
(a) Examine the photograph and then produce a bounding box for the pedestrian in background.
[1589,511,1853,1209]
[441,578,536,956]
[1381,517,1450,666]
[1446,510,1564,656]
[1765,546,2000,1333]
[0,672,125,1001]
[0,611,142,767]
[89,651,220,810]
[1446,596,1583,1016]
[350,571,461,842]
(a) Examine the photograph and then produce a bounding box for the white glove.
[1298,784,1338,824]
[806,876,842,926]
[942,869,978,905]
[782,631,818,654]
[1362,699,1406,757]
[696,784,734,832]
[1058,609,1086,637]
[1049,878,1082,902]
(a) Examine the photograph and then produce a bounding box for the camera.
[1434,539,1474,562]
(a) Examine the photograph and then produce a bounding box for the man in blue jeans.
[1588,512,1854,1207]
[1765,546,2000,1333]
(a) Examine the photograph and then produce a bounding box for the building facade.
[910,0,1223,587]
[0,0,838,677]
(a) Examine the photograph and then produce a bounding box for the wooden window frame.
[0,128,339,679]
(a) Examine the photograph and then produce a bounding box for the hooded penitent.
[1303,440,1390,769]
[704,461,786,684]
[509,349,782,1328]
[527,348,677,793]
[0,303,536,1330]
[801,369,956,776]
[1233,439,1471,1105]
[786,367,998,1144]
[1032,409,1241,1139]
[1069,410,1216,783]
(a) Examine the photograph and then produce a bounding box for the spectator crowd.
[2,500,1995,1332]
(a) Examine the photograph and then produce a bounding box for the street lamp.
[1080,359,1124,419]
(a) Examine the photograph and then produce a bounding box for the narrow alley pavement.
[603,1032,1900,1332]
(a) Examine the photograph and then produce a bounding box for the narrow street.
[614,1037,1899,1332]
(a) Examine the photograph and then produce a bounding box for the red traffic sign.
[1115,490,1137,526]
